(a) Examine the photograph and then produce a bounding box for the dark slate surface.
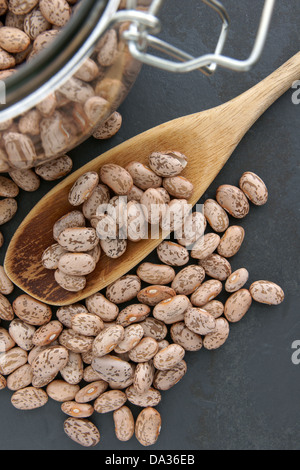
[0,0,299,450]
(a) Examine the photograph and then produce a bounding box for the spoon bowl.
[4,52,300,306]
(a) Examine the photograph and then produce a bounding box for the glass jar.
[0,0,275,172]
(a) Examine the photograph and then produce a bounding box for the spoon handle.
[222,51,300,138]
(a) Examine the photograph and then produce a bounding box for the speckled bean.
[204,198,230,233]
[202,300,224,318]
[133,361,155,394]
[92,111,122,139]
[59,351,84,385]
[100,236,127,259]
[153,295,191,324]
[56,303,89,328]
[249,280,284,305]
[92,325,124,357]
[58,329,93,353]
[63,417,100,447]
[139,317,168,341]
[53,210,85,241]
[156,187,171,204]
[126,385,161,408]
[135,407,161,447]
[9,0,39,16]
[128,337,159,363]
[32,320,63,346]
[94,389,127,413]
[6,363,33,391]
[239,171,268,206]
[157,340,170,351]
[176,211,207,246]
[116,304,151,327]
[157,241,189,267]
[153,360,187,391]
[203,317,230,350]
[13,294,52,326]
[0,175,19,197]
[83,366,105,382]
[0,374,6,389]
[127,184,144,203]
[68,171,99,206]
[0,293,14,321]
[106,275,141,304]
[11,386,48,410]
[216,184,250,218]
[140,188,166,225]
[225,268,249,293]
[92,355,134,384]
[137,285,176,307]
[0,198,17,225]
[75,380,108,403]
[163,175,193,199]
[148,150,187,177]
[58,252,96,276]
[171,265,205,295]
[125,161,162,190]
[0,47,15,70]
[190,280,223,307]
[9,168,40,192]
[76,58,100,83]
[108,375,134,391]
[59,76,95,104]
[0,265,14,295]
[0,347,28,375]
[23,7,51,40]
[100,163,133,195]
[61,401,94,418]
[137,263,175,285]
[184,307,216,336]
[57,227,98,252]
[217,226,245,258]
[4,132,36,169]
[199,253,232,281]
[224,289,252,323]
[114,324,144,354]
[170,322,203,351]
[31,345,69,380]
[191,233,220,260]
[41,243,67,270]
[71,312,103,337]
[8,319,35,350]
[113,406,135,442]
[55,270,87,292]
[0,327,15,352]
[127,200,148,242]
[82,184,110,220]
[35,155,73,181]
[18,109,40,136]
[46,379,80,402]
[28,344,56,365]
[153,343,185,371]
[85,292,119,322]
[0,26,30,53]
[97,28,118,67]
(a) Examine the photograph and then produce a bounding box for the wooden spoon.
[5,52,300,306]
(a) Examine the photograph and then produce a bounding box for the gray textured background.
[0,0,299,450]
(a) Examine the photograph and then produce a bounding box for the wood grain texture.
[4,52,300,306]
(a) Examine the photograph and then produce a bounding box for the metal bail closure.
[118,0,276,75]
